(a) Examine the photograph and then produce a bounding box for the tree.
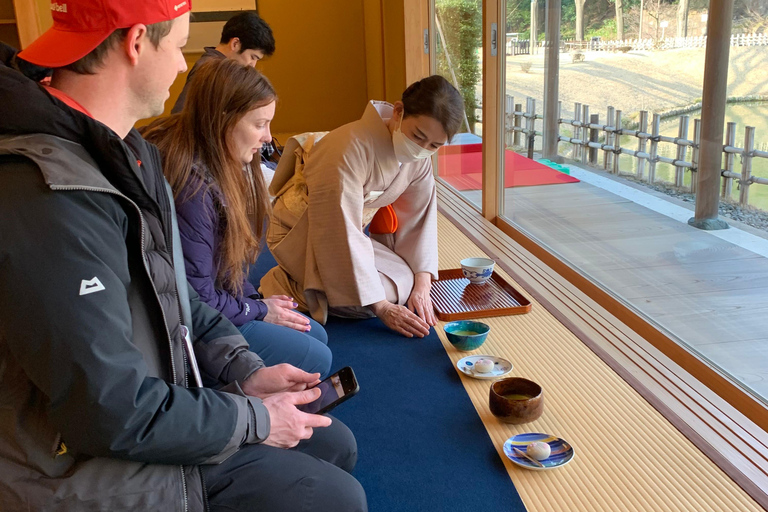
[677,0,690,38]
[614,0,625,40]
[505,0,530,34]
[736,0,768,32]
[435,0,482,132]
[575,0,587,40]
[644,0,663,41]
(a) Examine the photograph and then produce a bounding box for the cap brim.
[18,26,112,69]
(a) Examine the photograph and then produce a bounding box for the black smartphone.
[297,367,359,415]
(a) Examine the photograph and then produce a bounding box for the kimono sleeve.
[387,159,439,280]
[302,138,387,307]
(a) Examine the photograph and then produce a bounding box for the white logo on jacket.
[79,277,105,296]
[174,1,187,11]
[244,303,251,316]
[51,2,67,12]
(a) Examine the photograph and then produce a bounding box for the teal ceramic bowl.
[444,320,491,351]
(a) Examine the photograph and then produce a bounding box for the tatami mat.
[435,213,762,512]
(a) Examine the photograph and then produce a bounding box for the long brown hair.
[142,58,276,296]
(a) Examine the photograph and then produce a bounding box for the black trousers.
[202,416,367,512]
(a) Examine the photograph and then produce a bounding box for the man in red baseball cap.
[18,0,193,134]
[0,1,367,511]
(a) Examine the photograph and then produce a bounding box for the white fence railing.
[503,95,768,207]
[556,33,768,52]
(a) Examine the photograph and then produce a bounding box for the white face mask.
[392,114,436,164]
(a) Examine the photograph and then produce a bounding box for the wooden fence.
[503,95,768,207]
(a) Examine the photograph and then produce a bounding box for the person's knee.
[300,416,358,474]
[308,319,328,344]
[305,339,332,379]
[323,416,358,473]
[333,422,358,474]
[301,467,367,512]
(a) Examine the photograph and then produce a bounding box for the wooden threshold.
[436,181,768,509]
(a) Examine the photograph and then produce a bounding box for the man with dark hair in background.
[171,11,275,114]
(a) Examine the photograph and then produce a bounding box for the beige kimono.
[262,101,439,324]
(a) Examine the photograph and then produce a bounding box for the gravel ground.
[621,174,768,233]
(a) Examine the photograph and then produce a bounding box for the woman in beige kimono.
[262,75,464,338]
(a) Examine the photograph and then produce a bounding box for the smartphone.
[297,366,359,415]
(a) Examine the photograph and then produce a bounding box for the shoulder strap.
[165,180,193,334]
[165,179,204,387]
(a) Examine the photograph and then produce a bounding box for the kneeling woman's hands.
[262,295,312,332]
[371,301,430,338]
[407,272,437,327]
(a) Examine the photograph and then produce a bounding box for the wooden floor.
[459,180,768,401]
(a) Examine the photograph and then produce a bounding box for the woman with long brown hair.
[143,58,331,377]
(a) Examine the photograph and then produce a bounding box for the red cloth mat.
[436,143,579,190]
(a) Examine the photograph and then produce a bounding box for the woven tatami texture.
[435,213,762,512]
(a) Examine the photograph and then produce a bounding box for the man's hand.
[262,388,332,448]
[242,364,321,399]
[370,300,430,338]
[262,295,312,332]
[407,272,436,326]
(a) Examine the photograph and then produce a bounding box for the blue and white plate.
[503,433,575,471]
[457,355,513,380]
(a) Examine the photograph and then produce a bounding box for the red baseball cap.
[18,0,192,68]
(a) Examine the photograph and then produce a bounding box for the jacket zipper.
[199,466,211,512]
[181,466,189,512]
[51,184,188,512]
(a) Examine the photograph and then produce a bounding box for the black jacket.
[0,54,268,511]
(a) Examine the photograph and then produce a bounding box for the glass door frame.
[426,0,768,436]
[428,0,504,220]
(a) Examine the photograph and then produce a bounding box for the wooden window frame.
[10,0,40,48]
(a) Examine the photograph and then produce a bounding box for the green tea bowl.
[443,320,491,351]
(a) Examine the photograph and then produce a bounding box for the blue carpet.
[249,248,526,512]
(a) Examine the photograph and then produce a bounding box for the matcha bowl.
[489,377,544,424]
[443,320,491,351]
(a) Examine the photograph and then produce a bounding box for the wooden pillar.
[542,0,561,160]
[12,0,41,48]
[589,114,599,164]
[403,0,430,85]
[688,0,732,230]
[481,0,503,221]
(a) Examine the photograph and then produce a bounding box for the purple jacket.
[175,167,268,326]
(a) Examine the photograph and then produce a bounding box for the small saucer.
[503,433,575,471]
[457,355,513,380]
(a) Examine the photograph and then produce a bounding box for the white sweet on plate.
[526,441,551,461]
[474,358,495,373]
